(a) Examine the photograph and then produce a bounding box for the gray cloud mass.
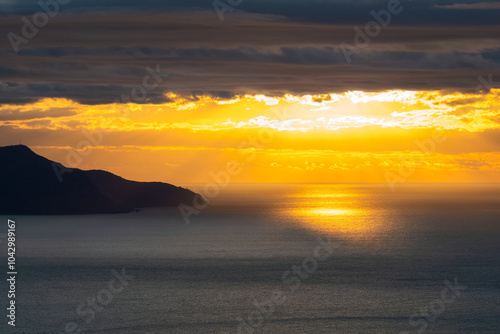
[0,2,499,104]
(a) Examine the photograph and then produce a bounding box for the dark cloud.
[2,0,500,25]
[0,83,174,105]
[0,105,77,121]
[0,7,499,104]
[435,2,500,9]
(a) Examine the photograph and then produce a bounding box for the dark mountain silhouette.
[0,145,202,214]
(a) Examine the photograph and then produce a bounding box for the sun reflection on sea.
[281,185,395,240]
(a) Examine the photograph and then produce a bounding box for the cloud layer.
[0,1,499,104]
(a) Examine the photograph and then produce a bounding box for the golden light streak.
[2,89,499,132]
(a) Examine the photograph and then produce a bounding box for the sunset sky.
[1,0,500,184]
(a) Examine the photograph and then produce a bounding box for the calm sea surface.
[1,184,500,333]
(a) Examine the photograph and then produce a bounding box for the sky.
[0,0,499,184]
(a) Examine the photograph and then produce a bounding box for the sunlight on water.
[281,185,395,240]
[304,208,355,216]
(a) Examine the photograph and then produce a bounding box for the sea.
[1,183,499,333]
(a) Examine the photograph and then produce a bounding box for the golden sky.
[1,89,499,184]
